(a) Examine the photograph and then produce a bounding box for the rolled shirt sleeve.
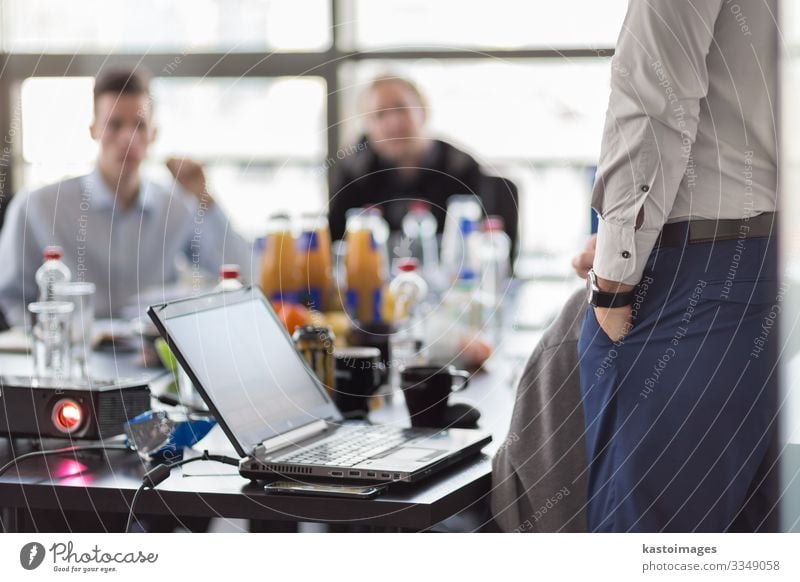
[592,0,724,285]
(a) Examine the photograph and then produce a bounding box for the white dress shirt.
[0,168,256,325]
[593,0,778,285]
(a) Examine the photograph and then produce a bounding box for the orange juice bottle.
[296,213,332,311]
[344,211,385,324]
[260,213,299,303]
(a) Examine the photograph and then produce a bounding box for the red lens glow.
[52,400,82,433]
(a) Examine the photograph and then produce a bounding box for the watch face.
[588,270,599,292]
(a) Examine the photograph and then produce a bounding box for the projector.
[0,376,151,440]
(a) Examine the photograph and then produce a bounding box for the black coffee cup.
[333,347,382,416]
[401,365,470,428]
[346,322,394,385]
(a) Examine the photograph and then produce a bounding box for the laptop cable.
[125,450,239,533]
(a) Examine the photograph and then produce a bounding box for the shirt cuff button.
[621,251,631,259]
[640,184,650,192]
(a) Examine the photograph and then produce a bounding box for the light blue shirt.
[0,168,256,325]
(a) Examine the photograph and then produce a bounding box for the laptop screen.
[150,288,339,456]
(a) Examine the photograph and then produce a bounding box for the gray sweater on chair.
[491,288,588,532]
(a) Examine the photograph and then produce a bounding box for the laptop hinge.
[253,419,329,457]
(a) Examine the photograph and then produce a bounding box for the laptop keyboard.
[272,425,413,468]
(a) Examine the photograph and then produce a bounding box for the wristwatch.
[587,269,636,308]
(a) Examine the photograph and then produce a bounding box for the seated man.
[329,74,516,249]
[0,67,254,325]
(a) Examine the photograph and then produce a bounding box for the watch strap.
[590,289,635,308]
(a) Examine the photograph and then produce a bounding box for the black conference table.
[0,299,535,532]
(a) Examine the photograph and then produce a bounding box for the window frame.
[0,0,615,242]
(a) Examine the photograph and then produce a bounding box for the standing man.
[0,67,254,324]
[579,1,779,531]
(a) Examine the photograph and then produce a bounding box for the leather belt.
[655,212,777,247]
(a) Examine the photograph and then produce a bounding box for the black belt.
[656,212,777,247]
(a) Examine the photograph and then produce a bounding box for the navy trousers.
[578,231,780,532]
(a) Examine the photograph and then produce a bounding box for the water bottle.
[215,264,244,292]
[427,268,485,367]
[389,258,429,389]
[451,268,482,330]
[479,216,512,339]
[441,195,482,282]
[35,246,72,302]
[448,216,482,285]
[401,201,439,273]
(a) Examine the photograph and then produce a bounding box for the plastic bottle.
[441,195,482,281]
[389,258,429,389]
[344,212,385,324]
[260,213,299,303]
[390,258,429,324]
[35,246,72,302]
[445,216,482,284]
[450,269,482,330]
[479,216,512,336]
[296,213,332,311]
[215,264,244,292]
[427,268,488,368]
[362,206,391,280]
[401,200,439,275]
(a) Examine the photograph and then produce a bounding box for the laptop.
[147,287,491,483]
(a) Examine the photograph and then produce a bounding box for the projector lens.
[52,399,83,434]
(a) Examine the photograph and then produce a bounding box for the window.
[20,77,97,187]
[339,58,612,255]
[2,0,332,53]
[348,0,627,50]
[4,0,625,260]
[20,76,327,239]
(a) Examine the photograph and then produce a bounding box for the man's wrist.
[596,276,636,294]
[587,269,637,308]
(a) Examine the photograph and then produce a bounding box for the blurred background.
[0,0,629,271]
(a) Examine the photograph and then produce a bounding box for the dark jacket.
[328,137,484,242]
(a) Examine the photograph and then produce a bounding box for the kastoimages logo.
[20,542,46,570]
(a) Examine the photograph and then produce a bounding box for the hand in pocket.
[593,304,633,343]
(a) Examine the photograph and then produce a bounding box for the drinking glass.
[28,301,74,381]
[53,281,96,379]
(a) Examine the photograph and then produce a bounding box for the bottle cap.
[43,246,64,260]
[482,216,505,232]
[396,258,420,272]
[219,264,240,280]
[408,200,431,213]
